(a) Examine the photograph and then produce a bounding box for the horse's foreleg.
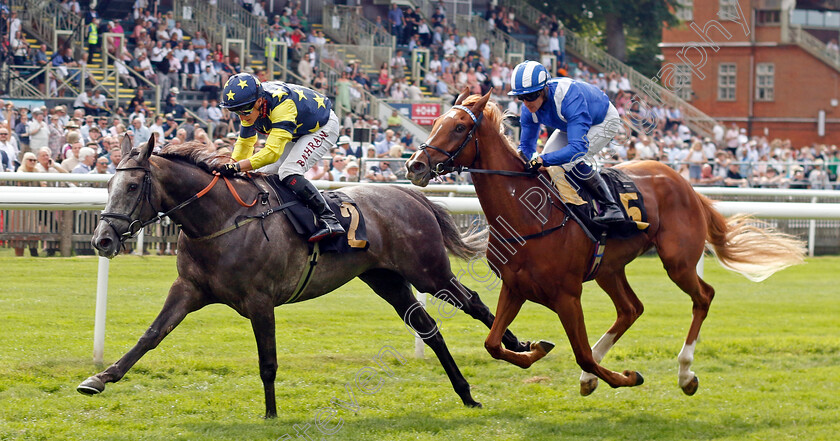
[77,278,206,395]
[248,305,278,418]
[580,272,645,396]
[431,278,532,353]
[553,291,644,389]
[484,284,554,369]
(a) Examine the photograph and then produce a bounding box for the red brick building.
[661,0,840,146]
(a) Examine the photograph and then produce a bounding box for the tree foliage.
[530,0,679,77]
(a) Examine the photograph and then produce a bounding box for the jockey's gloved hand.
[216,162,240,177]
[524,158,542,174]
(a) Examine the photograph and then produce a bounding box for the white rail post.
[133,229,145,256]
[808,196,817,257]
[414,289,426,359]
[93,256,110,365]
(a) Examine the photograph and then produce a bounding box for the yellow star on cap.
[308,121,321,133]
[293,89,307,100]
[313,96,326,109]
[226,90,236,101]
[224,78,232,89]
[238,79,249,89]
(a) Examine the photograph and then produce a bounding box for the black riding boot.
[282,174,346,242]
[580,172,625,224]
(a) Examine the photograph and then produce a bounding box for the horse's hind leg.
[359,269,481,407]
[580,270,645,396]
[656,234,716,396]
[77,278,207,395]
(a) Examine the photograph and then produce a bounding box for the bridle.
[416,104,535,178]
[99,165,224,246]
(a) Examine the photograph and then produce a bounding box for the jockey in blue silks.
[510,60,624,224]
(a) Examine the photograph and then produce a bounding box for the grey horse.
[77,135,542,418]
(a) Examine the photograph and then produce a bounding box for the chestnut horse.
[406,91,804,396]
[77,134,538,418]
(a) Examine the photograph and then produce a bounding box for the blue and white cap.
[508,61,550,96]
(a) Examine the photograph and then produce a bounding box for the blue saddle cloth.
[258,175,370,253]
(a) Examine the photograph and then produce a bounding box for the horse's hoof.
[532,340,555,354]
[580,378,598,396]
[681,375,699,396]
[77,376,106,395]
[634,371,645,386]
[464,400,482,408]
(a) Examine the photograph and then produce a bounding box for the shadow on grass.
[179,408,762,441]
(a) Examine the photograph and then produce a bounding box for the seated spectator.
[72,146,96,173]
[199,65,220,99]
[34,146,67,173]
[163,96,185,119]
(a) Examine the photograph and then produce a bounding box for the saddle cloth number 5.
[619,192,643,222]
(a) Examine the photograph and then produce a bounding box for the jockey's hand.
[216,162,240,177]
[524,158,543,174]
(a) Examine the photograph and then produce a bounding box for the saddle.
[544,166,650,240]
[244,174,370,253]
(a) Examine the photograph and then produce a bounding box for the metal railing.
[13,0,84,52]
[317,59,430,141]
[322,5,395,50]
[786,26,840,72]
[453,14,525,61]
[173,0,251,65]
[498,0,719,139]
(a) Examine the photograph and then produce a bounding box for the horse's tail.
[699,193,805,282]
[394,187,486,260]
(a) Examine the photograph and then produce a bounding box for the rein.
[417,105,536,179]
[100,166,260,245]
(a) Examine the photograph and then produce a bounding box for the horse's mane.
[157,140,231,171]
[460,95,520,158]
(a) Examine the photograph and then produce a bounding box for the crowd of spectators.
[2,1,838,191]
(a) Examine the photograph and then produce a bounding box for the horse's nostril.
[98,238,112,250]
[410,161,427,173]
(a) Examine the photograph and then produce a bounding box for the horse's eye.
[127,183,139,192]
[455,124,466,133]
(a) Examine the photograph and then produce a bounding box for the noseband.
[99,166,157,244]
[99,166,222,246]
[417,105,483,177]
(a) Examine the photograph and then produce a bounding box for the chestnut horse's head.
[406,89,492,187]
[92,133,158,258]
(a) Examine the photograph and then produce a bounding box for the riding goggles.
[230,102,258,116]
[517,90,542,102]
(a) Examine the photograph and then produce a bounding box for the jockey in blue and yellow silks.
[216,72,345,242]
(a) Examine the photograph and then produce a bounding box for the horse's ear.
[143,133,156,160]
[472,91,492,117]
[120,133,132,159]
[454,87,470,105]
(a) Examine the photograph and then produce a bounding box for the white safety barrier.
[3,180,840,361]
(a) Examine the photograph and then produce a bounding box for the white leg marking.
[580,332,616,382]
[678,340,697,388]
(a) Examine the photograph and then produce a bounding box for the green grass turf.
[0,252,838,440]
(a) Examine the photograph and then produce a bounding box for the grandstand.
[1,0,840,256]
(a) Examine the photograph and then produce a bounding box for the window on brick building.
[756,63,774,101]
[756,10,780,25]
[718,63,736,101]
[719,0,739,21]
[676,0,694,22]
[674,64,693,101]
